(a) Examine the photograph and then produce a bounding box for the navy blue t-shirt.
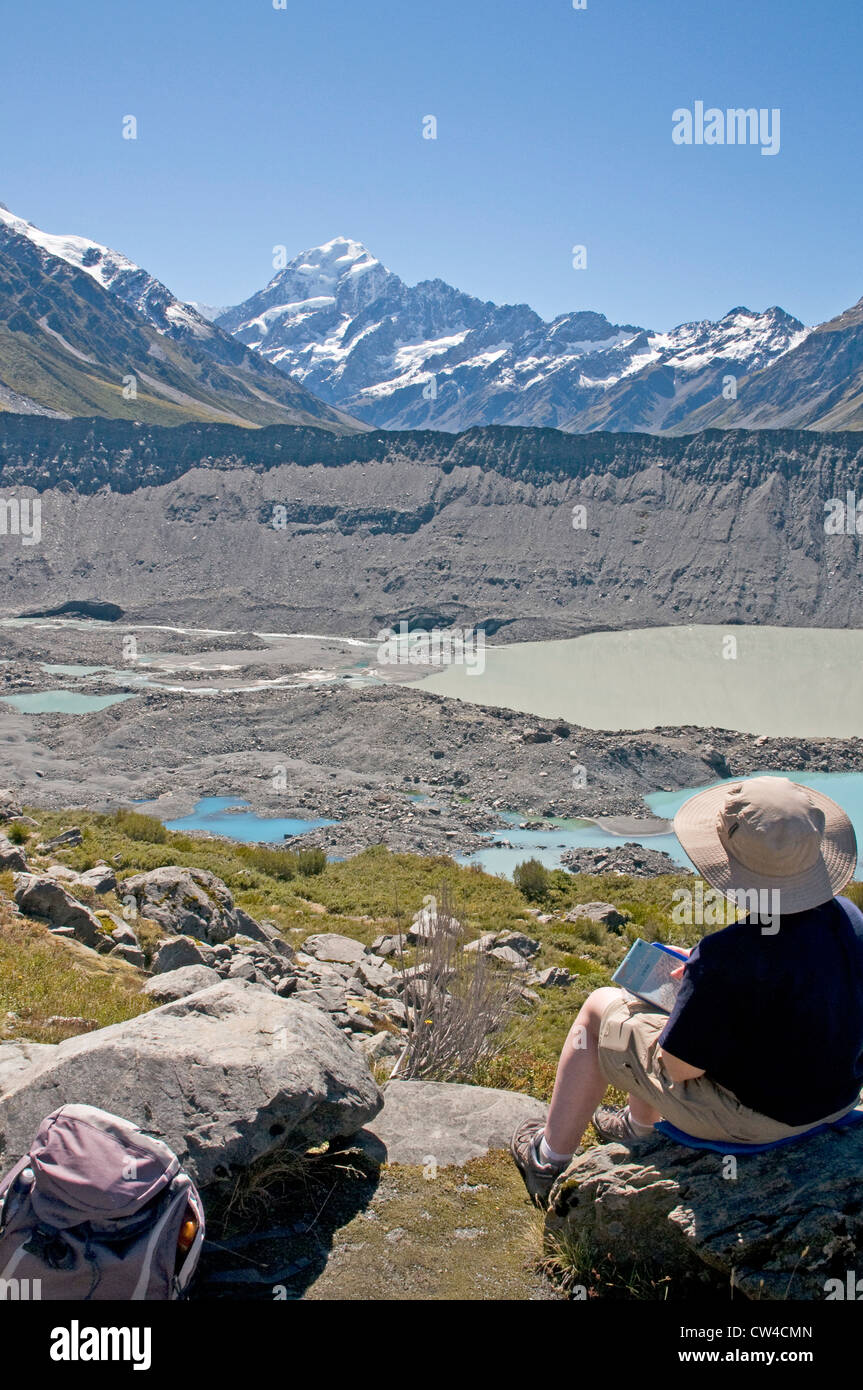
[659,895,863,1126]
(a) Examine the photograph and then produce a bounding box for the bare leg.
[628,1093,662,1126]
[543,986,621,1156]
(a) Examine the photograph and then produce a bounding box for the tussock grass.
[110,809,170,844]
[539,1224,675,1300]
[293,844,529,926]
[0,908,152,1044]
[204,1141,371,1239]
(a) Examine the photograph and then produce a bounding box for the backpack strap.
[0,1156,33,1236]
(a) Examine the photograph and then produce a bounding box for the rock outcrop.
[0,835,27,872]
[0,980,383,1186]
[120,865,292,956]
[12,873,106,951]
[561,844,688,877]
[547,1125,863,1300]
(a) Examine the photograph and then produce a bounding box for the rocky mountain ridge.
[0,207,360,431]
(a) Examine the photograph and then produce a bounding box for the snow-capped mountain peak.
[216,236,399,345]
[214,238,812,434]
[279,236,381,291]
[650,306,810,374]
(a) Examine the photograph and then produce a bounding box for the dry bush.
[394,885,522,1082]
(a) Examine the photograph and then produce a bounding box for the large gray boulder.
[75,863,117,894]
[564,902,630,929]
[361,1079,547,1166]
[464,929,540,959]
[120,866,291,957]
[12,873,105,951]
[151,935,216,974]
[547,1123,863,1300]
[0,1041,55,1093]
[0,981,382,1187]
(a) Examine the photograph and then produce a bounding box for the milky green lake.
[420,625,863,738]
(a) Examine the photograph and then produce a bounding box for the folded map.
[612,938,690,1013]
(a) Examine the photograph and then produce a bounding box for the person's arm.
[659,958,706,1079]
[657,943,718,1082]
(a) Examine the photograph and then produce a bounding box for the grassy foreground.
[6,808,863,1299]
[1,806,697,1087]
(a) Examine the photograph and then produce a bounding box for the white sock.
[626,1107,655,1137]
[538,1133,573,1166]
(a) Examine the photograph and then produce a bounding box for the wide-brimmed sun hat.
[673,775,857,915]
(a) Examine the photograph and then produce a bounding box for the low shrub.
[513,857,552,902]
[234,843,326,881]
[109,810,169,844]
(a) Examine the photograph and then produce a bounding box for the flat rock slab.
[0,980,382,1187]
[0,1041,56,1094]
[303,933,368,965]
[362,1079,547,1166]
[143,964,221,1000]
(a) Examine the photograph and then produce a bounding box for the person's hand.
[670,947,692,980]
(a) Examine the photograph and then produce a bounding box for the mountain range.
[207,239,798,432]
[1,202,861,433]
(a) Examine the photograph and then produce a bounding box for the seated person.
[511,777,863,1206]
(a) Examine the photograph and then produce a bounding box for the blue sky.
[1,0,860,330]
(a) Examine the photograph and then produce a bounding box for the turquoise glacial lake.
[161,796,336,843]
[465,771,863,880]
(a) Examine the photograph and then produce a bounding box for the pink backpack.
[0,1104,204,1300]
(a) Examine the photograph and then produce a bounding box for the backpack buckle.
[23,1225,75,1270]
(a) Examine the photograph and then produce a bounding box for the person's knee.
[577,986,622,1038]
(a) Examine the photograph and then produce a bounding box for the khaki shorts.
[597,990,858,1144]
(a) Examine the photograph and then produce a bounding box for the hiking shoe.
[510,1119,570,1209]
[592,1104,654,1145]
